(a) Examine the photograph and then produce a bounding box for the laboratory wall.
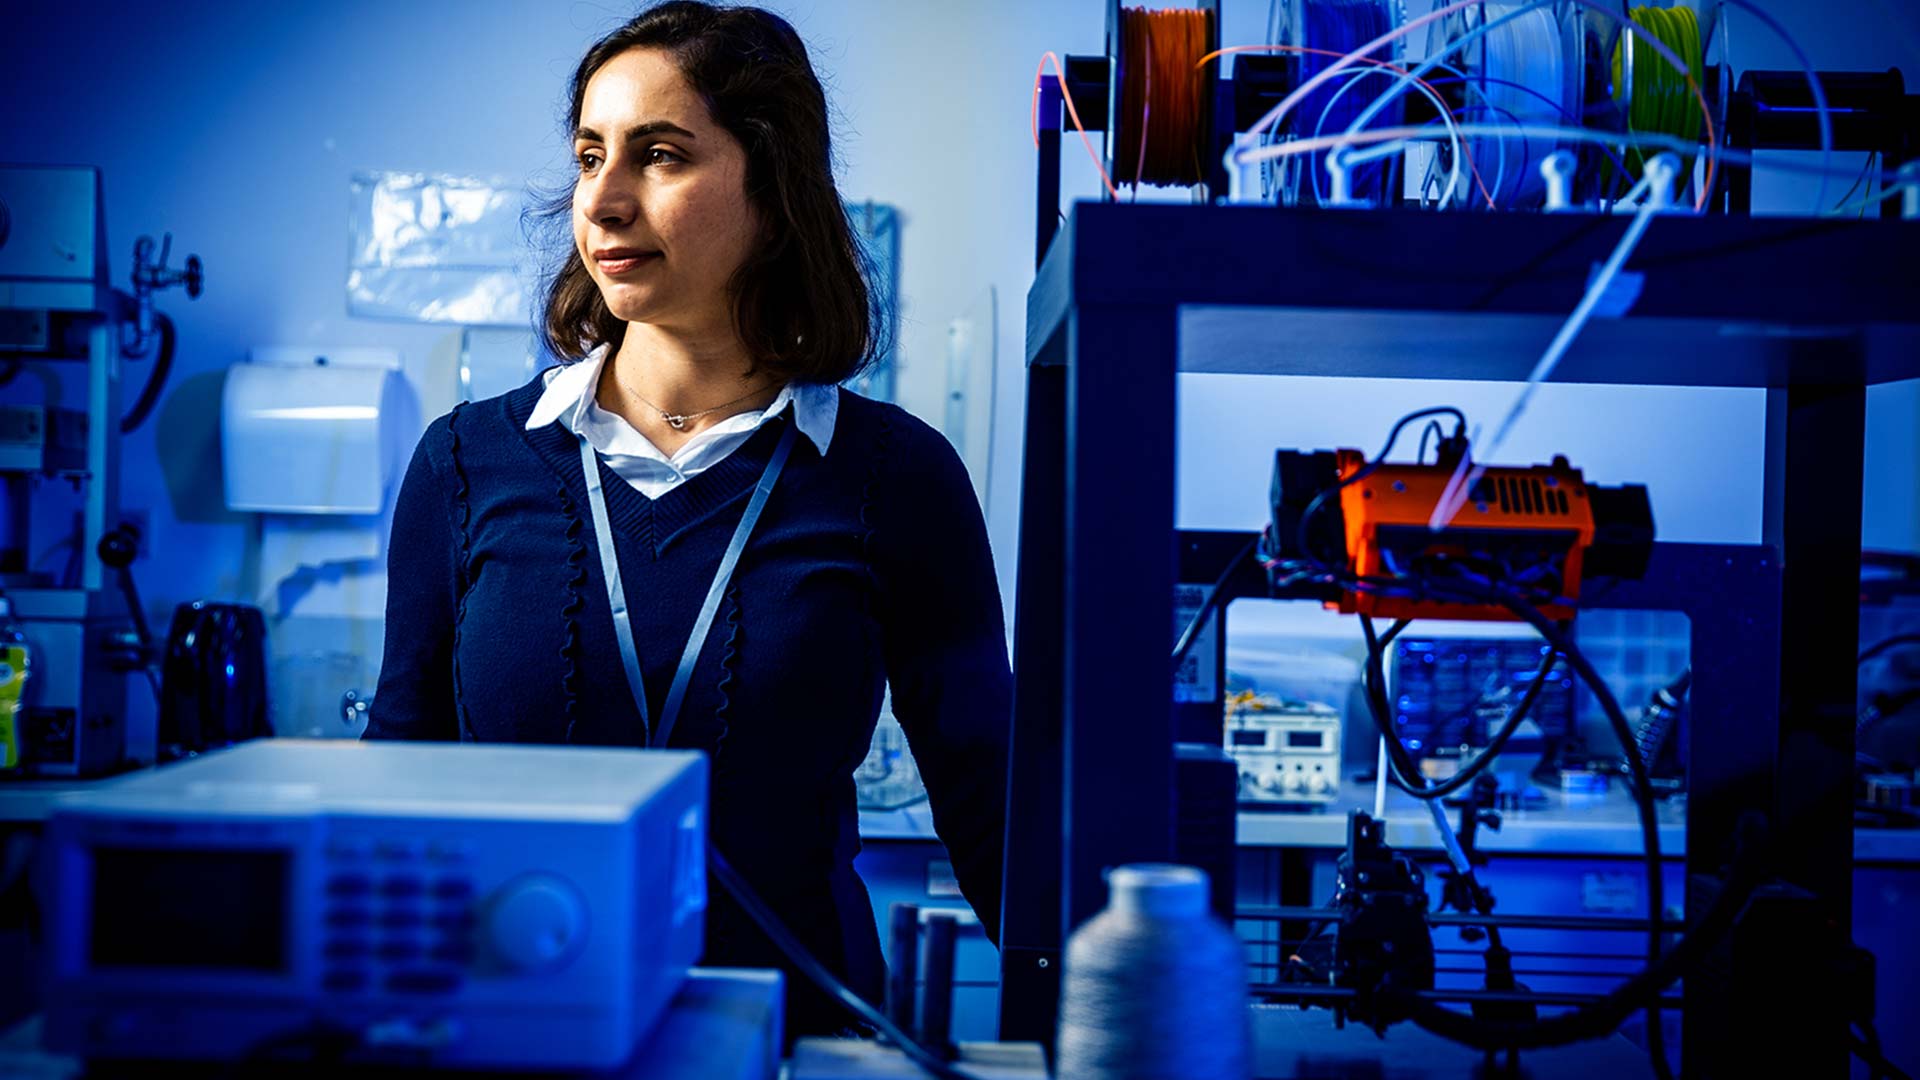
[3,0,1917,743]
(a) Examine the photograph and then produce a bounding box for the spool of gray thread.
[1056,863,1251,1080]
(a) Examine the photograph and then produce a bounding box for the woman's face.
[573,47,758,336]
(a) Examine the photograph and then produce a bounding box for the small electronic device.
[0,405,88,473]
[1270,448,1653,622]
[1388,636,1574,759]
[43,739,708,1069]
[1224,694,1342,803]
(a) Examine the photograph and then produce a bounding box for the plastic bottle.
[1056,864,1251,1080]
[0,595,31,772]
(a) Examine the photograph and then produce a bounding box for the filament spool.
[1574,0,1634,198]
[1275,0,1406,206]
[1612,3,1706,188]
[1114,6,1216,189]
[1433,1,1575,207]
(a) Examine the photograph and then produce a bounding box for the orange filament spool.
[1116,6,1214,189]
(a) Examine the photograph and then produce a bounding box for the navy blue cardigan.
[366,377,1011,1034]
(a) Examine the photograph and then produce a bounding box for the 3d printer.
[1266,434,1654,623]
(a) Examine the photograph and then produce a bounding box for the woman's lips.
[596,252,660,275]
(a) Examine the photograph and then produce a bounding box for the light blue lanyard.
[576,421,798,749]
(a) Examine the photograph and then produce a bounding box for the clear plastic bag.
[347,171,533,327]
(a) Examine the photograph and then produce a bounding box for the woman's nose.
[578,174,637,229]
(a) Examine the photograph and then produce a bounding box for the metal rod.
[1251,965,1665,983]
[1429,966,1661,978]
[921,913,959,1056]
[1250,985,1688,1009]
[1433,948,1665,962]
[1235,905,1688,932]
[886,902,920,1033]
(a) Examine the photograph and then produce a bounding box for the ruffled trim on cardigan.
[556,481,588,743]
[710,587,743,767]
[446,402,475,741]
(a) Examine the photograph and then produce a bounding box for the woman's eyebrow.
[573,121,700,143]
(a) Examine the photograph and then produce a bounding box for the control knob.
[484,874,587,972]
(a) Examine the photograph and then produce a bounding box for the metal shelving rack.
[998,201,1920,1076]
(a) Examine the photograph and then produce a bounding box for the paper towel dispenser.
[221,349,408,515]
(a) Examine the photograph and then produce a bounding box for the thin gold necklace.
[625,379,783,432]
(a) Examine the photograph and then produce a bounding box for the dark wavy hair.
[536,1,881,383]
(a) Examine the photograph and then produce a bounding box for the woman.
[366,1,1011,1038]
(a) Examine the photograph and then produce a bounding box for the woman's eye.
[576,151,602,172]
[644,147,682,167]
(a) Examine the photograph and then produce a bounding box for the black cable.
[1860,633,1920,665]
[1364,617,1661,1079]
[1400,575,1672,1064]
[1645,970,1676,1080]
[1358,618,1517,974]
[120,311,175,434]
[1417,419,1444,465]
[1359,617,1559,801]
[1397,822,1765,1050]
[708,845,982,1080]
[1170,533,1260,670]
[1320,556,1684,1057]
[1832,151,1879,214]
[1296,406,1467,567]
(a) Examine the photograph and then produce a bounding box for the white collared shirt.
[526,343,838,499]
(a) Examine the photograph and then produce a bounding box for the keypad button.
[430,878,475,901]
[430,910,476,932]
[325,906,372,929]
[379,908,425,930]
[323,937,371,961]
[428,939,475,966]
[325,873,373,898]
[325,838,372,861]
[385,968,462,995]
[321,969,370,993]
[425,840,473,863]
[375,839,422,860]
[379,875,424,899]
[377,939,424,963]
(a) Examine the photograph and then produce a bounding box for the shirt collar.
[525,342,837,456]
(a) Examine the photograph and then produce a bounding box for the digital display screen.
[90,847,290,972]
[1287,731,1324,748]
[1231,730,1268,747]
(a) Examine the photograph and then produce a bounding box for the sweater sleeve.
[873,413,1012,945]
[365,420,461,741]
